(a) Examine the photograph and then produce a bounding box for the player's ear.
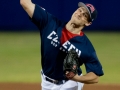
[85,22,92,26]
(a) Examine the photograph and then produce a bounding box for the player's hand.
[63,49,79,79]
[69,74,80,81]
[65,71,76,79]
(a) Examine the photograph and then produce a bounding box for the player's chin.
[73,19,83,25]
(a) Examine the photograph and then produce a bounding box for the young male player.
[20,0,104,90]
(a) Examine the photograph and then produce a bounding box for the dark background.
[0,0,119,31]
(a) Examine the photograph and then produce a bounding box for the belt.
[41,71,67,85]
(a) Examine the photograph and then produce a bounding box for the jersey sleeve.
[30,4,49,30]
[84,52,104,76]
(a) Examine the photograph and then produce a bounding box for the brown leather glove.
[63,49,79,79]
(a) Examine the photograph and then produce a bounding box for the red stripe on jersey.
[60,27,84,44]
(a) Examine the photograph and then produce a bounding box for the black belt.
[41,71,67,85]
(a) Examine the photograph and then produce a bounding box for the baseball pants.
[41,72,84,90]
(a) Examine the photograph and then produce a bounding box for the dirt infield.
[0,83,120,90]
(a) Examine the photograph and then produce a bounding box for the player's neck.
[66,22,83,35]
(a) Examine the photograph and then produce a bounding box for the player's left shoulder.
[84,34,95,51]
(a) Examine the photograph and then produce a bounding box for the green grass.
[0,31,120,84]
[0,32,41,83]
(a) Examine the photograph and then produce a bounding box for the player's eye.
[78,9,82,12]
[85,14,87,18]
[82,13,86,17]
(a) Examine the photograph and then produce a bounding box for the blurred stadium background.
[0,0,120,90]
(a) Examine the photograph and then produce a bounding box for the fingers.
[66,71,69,75]
[65,71,75,79]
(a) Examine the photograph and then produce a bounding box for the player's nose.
[77,12,82,17]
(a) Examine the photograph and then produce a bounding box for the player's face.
[71,7,91,26]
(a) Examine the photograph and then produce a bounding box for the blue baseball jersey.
[30,4,104,80]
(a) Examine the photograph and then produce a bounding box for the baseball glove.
[63,49,79,79]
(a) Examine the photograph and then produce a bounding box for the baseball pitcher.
[20,0,104,90]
